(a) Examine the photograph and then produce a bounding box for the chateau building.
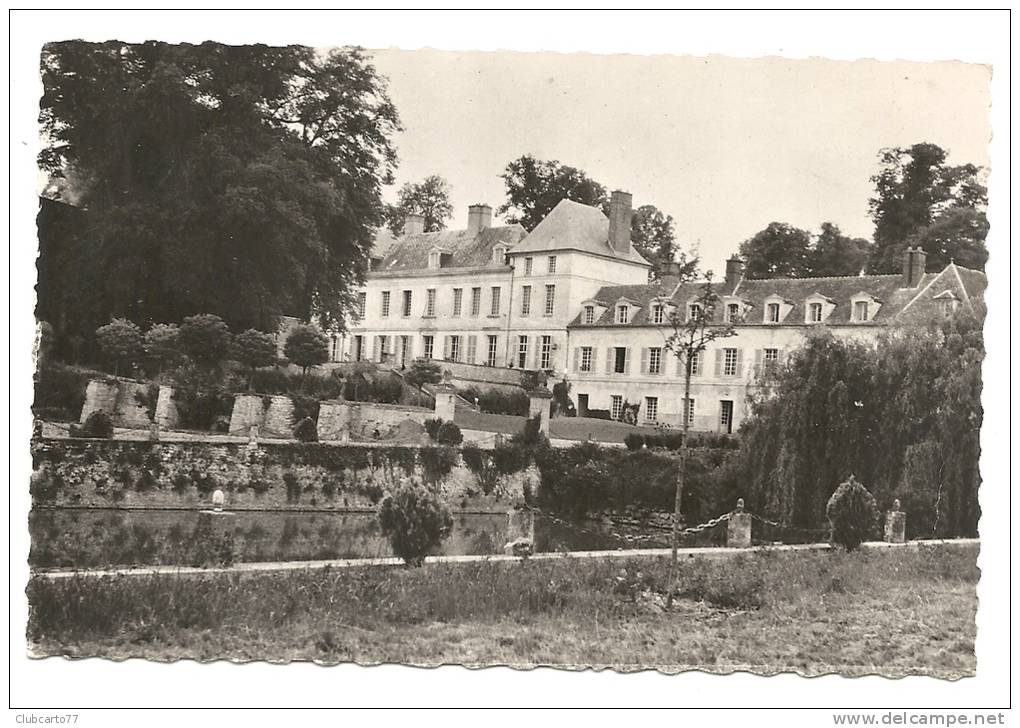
[344,193,985,433]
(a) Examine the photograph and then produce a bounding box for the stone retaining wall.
[80,378,153,429]
[30,438,537,512]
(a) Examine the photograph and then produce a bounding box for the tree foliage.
[95,318,143,375]
[38,42,400,336]
[810,222,872,277]
[178,314,231,365]
[378,483,454,566]
[232,329,278,389]
[284,324,329,374]
[826,476,880,551]
[143,323,181,371]
[738,222,813,279]
[497,155,609,231]
[868,142,987,273]
[732,312,983,538]
[385,174,454,236]
[631,204,698,281]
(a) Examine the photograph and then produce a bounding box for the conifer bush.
[378,483,453,566]
[826,475,880,551]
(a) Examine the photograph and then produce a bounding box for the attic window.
[616,305,629,324]
[652,303,666,325]
[808,302,824,323]
[934,292,960,318]
[688,303,703,322]
[493,246,507,265]
[725,303,741,323]
[766,302,781,323]
[428,250,441,269]
[583,305,596,325]
[853,300,870,322]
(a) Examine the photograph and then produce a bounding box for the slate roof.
[569,263,986,328]
[507,199,651,267]
[371,224,527,272]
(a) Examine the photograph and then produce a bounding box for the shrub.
[233,329,278,388]
[70,411,114,439]
[624,433,645,451]
[584,408,612,421]
[405,358,442,390]
[179,314,231,365]
[378,483,454,566]
[423,418,443,441]
[284,325,329,375]
[826,475,880,552]
[143,323,182,373]
[95,318,143,376]
[511,414,548,448]
[459,387,529,416]
[436,421,463,446]
[169,365,234,432]
[293,417,318,443]
[552,379,576,417]
[33,363,96,421]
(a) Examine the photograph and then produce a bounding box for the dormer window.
[805,294,835,324]
[427,250,441,269]
[616,305,629,324]
[688,303,703,321]
[766,303,781,323]
[850,292,881,323]
[762,294,793,324]
[853,301,870,322]
[808,302,824,323]
[493,246,507,265]
[933,291,960,318]
[583,305,596,325]
[652,303,666,325]
[725,303,741,323]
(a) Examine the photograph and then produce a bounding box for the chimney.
[607,190,633,255]
[725,256,745,289]
[403,213,425,237]
[467,204,493,234]
[901,246,927,287]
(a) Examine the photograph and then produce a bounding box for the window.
[580,346,593,373]
[524,257,533,276]
[808,302,823,323]
[853,300,870,322]
[762,348,779,373]
[425,288,436,317]
[493,246,506,265]
[688,302,703,321]
[540,336,552,369]
[547,255,557,274]
[399,336,411,367]
[401,290,412,317]
[687,350,703,377]
[380,291,391,318]
[613,347,627,374]
[353,335,363,361]
[330,334,342,362]
[466,336,477,364]
[422,335,434,359]
[648,347,663,375]
[766,302,780,323]
[937,298,957,318]
[448,335,461,362]
[723,348,738,377]
[452,288,463,317]
[720,400,734,434]
[521,285,532,315]
[486,335,498,367]
[611,395,624,421]
[428,250,440,269]
[683,398,695,427]
[583,305,595,325]
[725,303,740,323]
[356,292,367,319]
[644,397,658,423]
[544,285,556,316]
[471,287,481,317]
[490,286,501,316]
[652,304,665,324]
[517,335,528,369]
[616,305,629,324]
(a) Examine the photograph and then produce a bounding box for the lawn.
[27,543,977,678]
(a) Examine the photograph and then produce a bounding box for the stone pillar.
[80,378,119,423]
[528,387,553,436]
[727,498,752,548]
[229,394,265,436]
[884,499,906,543]
[154,385,179,429]
[434,383,457,422]
[504,508,535,557]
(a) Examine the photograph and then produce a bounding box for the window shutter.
[531,337,539,369]
[624,348,632,375]
[736,348,744,377]
[714,349,722,377]
[640,348,648,374]
[573,347,580,372]
[387,336,394,359]
[469,336,477,364]
[755,349,762,374]
[605,348,613,374]
[676,352,684,377]
[443,336,451,360]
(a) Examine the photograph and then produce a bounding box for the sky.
[368,49,991,277]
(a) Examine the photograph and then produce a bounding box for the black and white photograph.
[9,8,1012,717]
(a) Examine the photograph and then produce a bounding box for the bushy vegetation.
[436,421,463,446]
[69,411,114,439]
[33,362,101,422]
[284,325,329,375]
[178,314,231,365]
[378,483,454,566]
[826,476,880,551]
[734,313,983,538]
[623,430,740,452]
[95,318,143,376]
[293,417,318,443]
[458,386,529,416]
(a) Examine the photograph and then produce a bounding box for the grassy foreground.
[27,543,978,677]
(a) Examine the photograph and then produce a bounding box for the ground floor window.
[466,336,477,364]
[517,335,528,369]
[449,335,461,362]
[540,335,552,369]
[644,396,658,423]
[611,395,623,421]
[399,336,411,367]
[329,334,342,362]
[487,335,498,367]
[353,335,363,361]
[720,399,734,434]
[422,335,434,359]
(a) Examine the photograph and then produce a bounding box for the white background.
[6,7,1014,718]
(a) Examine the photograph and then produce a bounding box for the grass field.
[27,543,977,677]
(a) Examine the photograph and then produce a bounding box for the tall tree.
[868,142,987,273]
[810,222,872,277]
[631,204,695,280]
[738,222,812,279]
[385,174,454,236]
[497,155,608,231]
[38,42,400,340]
[906,206,989,271]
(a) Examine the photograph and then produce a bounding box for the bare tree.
[661,273,737,568]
